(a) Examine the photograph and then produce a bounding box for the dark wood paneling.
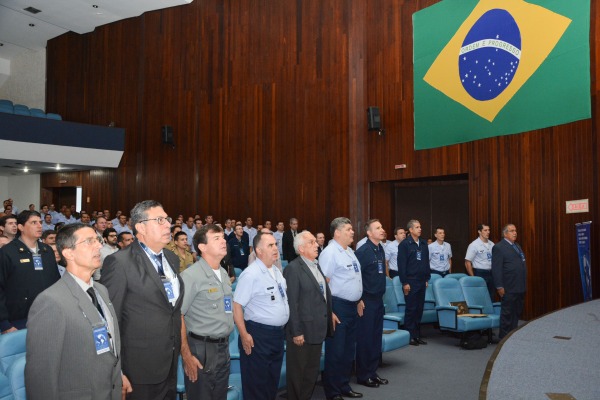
[44,0,599,319]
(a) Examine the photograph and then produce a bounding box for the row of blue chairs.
[0,99,61,120]
[0,329,26,400]
[383,274,500,344]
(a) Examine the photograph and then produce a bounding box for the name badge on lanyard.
[163,281,175,301]
[440,254,445,261]
[224,295,233,313]
[319,283,324,294]
[377,260,384,274]
[277,283,286,299]
[416,250,422,261]
[487,252,492,261]
[239,247,245,256]
[33,254,43,271]
[93,326,111,355]
[352,261,359,273]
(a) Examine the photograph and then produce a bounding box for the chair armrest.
[424,300,436,306]
[468,305,484,313]
[436,307,458,329]
[492,302,501,315]
[435,305,457,311]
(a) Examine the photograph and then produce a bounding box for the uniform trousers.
[499,292,525,339]
[356,298,384,382]
[404,279,426,339]
[323,297,358,398]
[474,268,495,302]
[185,338,230,400]
[239,320,285,400]
[285,340,322,400]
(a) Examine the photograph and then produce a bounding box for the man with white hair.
[284,231,332,400]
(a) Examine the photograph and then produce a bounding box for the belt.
[332,296,359,305]
[189,332,228,343]
[245,320,284,331]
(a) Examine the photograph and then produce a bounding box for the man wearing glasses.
[102,200,184,400]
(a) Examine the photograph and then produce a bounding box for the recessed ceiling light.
[0,43,4,47]
[93,5,99,8]
[23,167,29,173]
[29,23,35,27]
[56,164,61,170]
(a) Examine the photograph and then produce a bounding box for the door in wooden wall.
[394,178,469,273]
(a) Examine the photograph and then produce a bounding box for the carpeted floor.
[294,323,498,400]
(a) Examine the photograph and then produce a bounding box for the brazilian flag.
[413,0,590,150]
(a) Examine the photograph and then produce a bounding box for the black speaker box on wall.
[162,125,174,145]
[367,107,381,131]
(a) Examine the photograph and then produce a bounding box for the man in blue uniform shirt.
[319,217,363,400]
[354,219,389,388]
[397,219,430,346]
[233,231,289,400]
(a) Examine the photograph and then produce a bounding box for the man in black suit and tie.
[316,232,326,256]
[282,217,299,262]
[492,224,527,339]
[102,200,184,400]
[284,230,333,400]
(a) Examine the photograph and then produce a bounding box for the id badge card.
[487,252,492,261]
[440,254,445,261]
[416,250,422,261]
[239,247,245,256]
[163,281,175,301]
[93,326,111,355]
[224,295,233,313]
[319,283,324,294]
[33,254,43,271]
[352,261,359,273]
[277,283,286,299]
[377,260,384,274]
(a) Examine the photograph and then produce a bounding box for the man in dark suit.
[102,200,184,400]
[26,223,131,399]
[316,232,326,256]
[282,217,299,262]
[492,224,527,339]
[284,230,333,400]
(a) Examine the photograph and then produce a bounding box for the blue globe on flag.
[458,9,522,101]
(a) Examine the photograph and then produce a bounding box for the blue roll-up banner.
[576,222,592,301]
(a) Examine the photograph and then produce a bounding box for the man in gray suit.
[26,222,132,399]
[284,231,333,400]
[102,200,184,400]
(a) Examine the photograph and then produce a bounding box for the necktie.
[153,253,166,276]
[87,287,105,319]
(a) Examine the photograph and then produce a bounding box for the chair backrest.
[12,105,30,116]
[0,99,13,107]
[432,278,466,306]
[429,274,442,283]
[234,267,242,278]
[424,282,436,309]
[383,278,399,313]
[459,276,494,314]
[281,260,288,269]
[0,329,27,375]
[391,276,406,308]
[29,108,46,118]
[6,355,25,400]
[46,113,62,120]
[444,273,468,280]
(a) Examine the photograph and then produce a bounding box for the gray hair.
[290,217,298,224]
[330,217,351,238]
[130,200,163,236]
[502,224,515,235]
[293,230,313,255]
[407,219,420,231]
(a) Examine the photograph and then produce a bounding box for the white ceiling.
[0,0,193,60]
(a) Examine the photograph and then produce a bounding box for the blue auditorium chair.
[229,326,240,374]
[6,355,25,400]
[46,113,62,120]
[381,327,410,352]
[421,279,438,324]
[228,372,242,400]
[444,273,468,280]
[383,277,404,328]
[459,276,501,330]
[432,278,493,341]
[0,329,27,376]
[0,371,11,400]
[281,260,288,269]
[176,356,185,400]
[29,108,46,118]
[12,105,30,116]
[0,103,13,114]
[0,99,13,106]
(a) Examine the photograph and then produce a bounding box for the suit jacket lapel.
[298,258,325,300]
[133,243,171,304]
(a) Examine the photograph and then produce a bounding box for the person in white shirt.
[428,227,452,277]
[384,227,406,278]
[465,223,495,300]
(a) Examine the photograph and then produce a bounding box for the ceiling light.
[93,5,99,8]
[24,7,41,14]
[23,167,29,173]
[56,164,61,170]
[29,23,35,27]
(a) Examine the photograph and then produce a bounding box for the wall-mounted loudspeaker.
[162,125,174,146]
[367,107,381,131]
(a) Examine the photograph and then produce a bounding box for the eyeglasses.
[140,216,172,225]
[74,236,103,247]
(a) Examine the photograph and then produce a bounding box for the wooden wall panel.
[44,0,599,318]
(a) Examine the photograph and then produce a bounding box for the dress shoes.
[357,378,379,388]
[373,376,389,385]
[341,390,363,398]
[416,338,427,345]
[410,338,420,346]
[328,396,344,400]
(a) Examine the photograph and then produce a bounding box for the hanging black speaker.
[367,107,381,131]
